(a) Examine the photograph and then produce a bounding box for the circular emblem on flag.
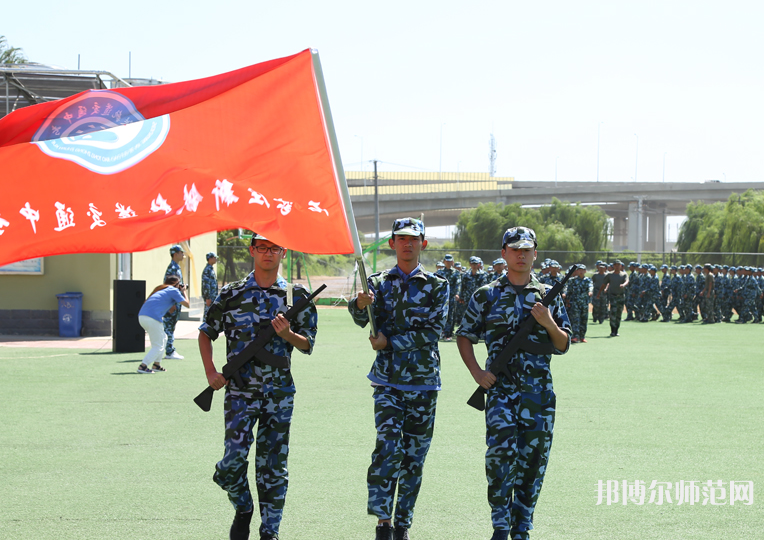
[32,90,170,175]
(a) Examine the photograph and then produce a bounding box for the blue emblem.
[32,90,170,175]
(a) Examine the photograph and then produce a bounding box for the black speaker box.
[113,280,146,353]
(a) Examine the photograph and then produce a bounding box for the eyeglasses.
[253,245,283,254]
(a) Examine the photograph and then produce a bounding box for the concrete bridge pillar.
[612,216,628,251]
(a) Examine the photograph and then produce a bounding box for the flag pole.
[310,49,376,335]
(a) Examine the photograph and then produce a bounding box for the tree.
[0,36,27,64]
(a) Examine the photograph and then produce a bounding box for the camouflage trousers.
[662,297,678,321]
[453,300,467,333]
[607,294,625,332]
[702,295,715,322]
[214,391,294,537]
[368,386,438,528]
[162,303,181,355]
[485,387,555,533]
[638,295,659,321]
[443,297,457,338]
[591,295,608,323]
[568,302,589,339]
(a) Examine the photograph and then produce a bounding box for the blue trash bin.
[56,292,83,337]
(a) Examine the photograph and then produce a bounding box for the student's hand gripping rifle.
[194,284,326,412]
[356,258,378,336]
[466,266,576,411]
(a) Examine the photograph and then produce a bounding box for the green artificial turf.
[1,311,762,539]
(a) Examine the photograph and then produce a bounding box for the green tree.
[0,36,27,64]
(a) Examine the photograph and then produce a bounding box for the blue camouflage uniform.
[348,263,449,530]
[566,270,592,340]
[456,265,489,330]
[440,263,461,339]
[457,273,571,537]
[202,255,219,320]
[199,271,317,538]
[163,257,184,356]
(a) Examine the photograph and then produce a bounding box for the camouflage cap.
[469,256,480,264]
[614,259,623,265]
[695,264,702,269]
[206,252,217,260]
[249,232,270,246]
[660,264,668,269]
[723,265,729,269]
[169,244,184,255]
[502,226,537,249]
[444,253,454,261]
[392,217,425,237]
[436,261,445,267]
[493,258,505,266]
[670,265,677,270]
[454,261,462,268]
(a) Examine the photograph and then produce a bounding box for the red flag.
[0,49,360,267]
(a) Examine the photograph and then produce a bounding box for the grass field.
[2,310,762,540]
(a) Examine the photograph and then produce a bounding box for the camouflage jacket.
[487,270,506,283]
[348,264,449,390]
[457,273,571,396]
[642,274,659,299]
[460,271,489,303]
[695,273,705,294]
[439,267,461,298]
[164,260,184,284]
[683,274,696,297]
[199,271,318,398]
[669,274,683,297]
[201,263,218,301]
[567,276,593,306]
[539,274,561,288]
[660,273,671,293]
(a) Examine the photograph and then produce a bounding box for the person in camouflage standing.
[439,254,461,341]
[202,252,219,321]
[198,233,318,540]
[699,263,716,324]
[590,262,608,324]
[349,217,449,540]
[489,258,507,283]
[755,267,764,323]
[680,265,698,323]
[712,265,723,323]
[639,265,660,322]
[455,256,489,330]
[658,264,671,319]
[625,262,639,321]
[599,260,628,337]
[662,265,681,322]
[718,265,732,322]
[693,265,705,321]
[163,244,185,359]
[456,227,570,540]
[566,264,592,343]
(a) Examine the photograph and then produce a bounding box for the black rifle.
[356,258,378,336]
[194,284,326,412]
[466,266,576,411]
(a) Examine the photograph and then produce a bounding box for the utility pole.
[373,159,380,245]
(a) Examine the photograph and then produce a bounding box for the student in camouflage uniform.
[662,265,681,322]
[567,264,592,343]
[599,260,628,337]
[680,265,698,323]
[638,265,660,322]
[719,266,732,322]
[202,252,219,321]
[455,256,489,330]
[699,263,716,324]
[198,233,318,540]
[658,264,671,318]
[713,265,723,323]
[625,262,639,321]
[349,217,449,540]
[694,265,704,321]
[590,262,608,324]
[440,254,461,340]
[456,226,570,540]
[489,258,507,283]
[163,244,185,359]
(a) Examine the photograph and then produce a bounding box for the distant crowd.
[432,254,762,344]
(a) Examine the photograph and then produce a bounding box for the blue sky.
[6,1,763,189]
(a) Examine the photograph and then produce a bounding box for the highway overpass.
[347,171,764,251]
